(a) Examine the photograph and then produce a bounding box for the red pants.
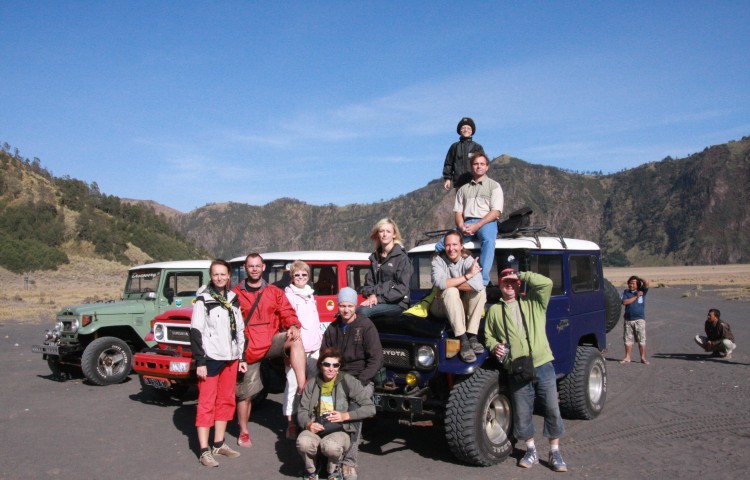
[195,360,239,427]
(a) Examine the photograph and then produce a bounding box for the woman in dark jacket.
[296,347,376,480]
[357,217,413,319]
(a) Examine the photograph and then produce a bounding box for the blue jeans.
[435,218,497,286]
[509,361,565,441]
[355,303,403,319]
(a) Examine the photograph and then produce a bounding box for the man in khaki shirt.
[437,152,503,286]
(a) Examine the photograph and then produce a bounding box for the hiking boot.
[199,450,219,467]
[237,432,252,448]
[548,450,568,472]
[469,336,485,354]
[518,447,538,468]
[327,465,343,480]
[212,443,241,458]
[459,341,476,363]
[341,464,357,480]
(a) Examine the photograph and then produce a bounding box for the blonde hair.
[288,260,311,277]
[369,217,404,247]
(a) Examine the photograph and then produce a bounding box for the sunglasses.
[321,362,341,368]
[293,273,308,278]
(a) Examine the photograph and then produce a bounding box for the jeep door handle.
[556,319,569,333]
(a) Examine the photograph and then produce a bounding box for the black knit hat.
[456,117,476,135]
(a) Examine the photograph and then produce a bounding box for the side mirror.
[145,291,157,301]
[164,287,175,304]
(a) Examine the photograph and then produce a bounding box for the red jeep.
[133,251,371,396]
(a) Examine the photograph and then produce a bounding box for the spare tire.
[603,278,621,333]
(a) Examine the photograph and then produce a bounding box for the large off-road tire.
[444,368,513,466]
[604,278,622,333]
[81,337,133,386]
[558,346,607,420]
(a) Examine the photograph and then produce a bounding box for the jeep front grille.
[166,327,191,344]
[382,345,411,369]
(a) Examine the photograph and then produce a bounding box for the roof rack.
[416,207,568,249]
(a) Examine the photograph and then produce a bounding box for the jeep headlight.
[154,324,165,342]
[416,345,436,368]
[69,319,79,333]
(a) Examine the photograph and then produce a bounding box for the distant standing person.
[619,275,650,365]
[358,218,413,319]
[694,308,736,359]
[442,116,484,190]
[283,260,323,440]
[190,259,246,467]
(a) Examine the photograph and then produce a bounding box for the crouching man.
[694,308,736,359]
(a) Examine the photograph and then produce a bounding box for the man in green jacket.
[484,268,567,472]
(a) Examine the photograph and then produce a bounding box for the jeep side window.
[409,254,433,290]
[312,265,338,295]
[231,262,246,287]
[568,254,600,293]
[265,262,291,288]
[164,272,204,298]
[529,254,564,296]
[348,266,369,294]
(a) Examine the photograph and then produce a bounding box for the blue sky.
[1,1,748,212]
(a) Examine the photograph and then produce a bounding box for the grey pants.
[696,335,736,356]
[296,430,350,475]
[342,382,374,467]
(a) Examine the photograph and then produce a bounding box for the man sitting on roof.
[436,151,503,286]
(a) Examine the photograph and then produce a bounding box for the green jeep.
[31,260,211,386]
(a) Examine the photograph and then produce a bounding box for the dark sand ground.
[0,285,747,479]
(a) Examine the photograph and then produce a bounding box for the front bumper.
[133,349,194,383]
[373,392,426,415]
[31,342,81,358]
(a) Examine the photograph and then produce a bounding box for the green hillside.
[0,145,208,273]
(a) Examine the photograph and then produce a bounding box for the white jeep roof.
[228,251,371,264]
[129,260,212,271]
[409,236,600,254]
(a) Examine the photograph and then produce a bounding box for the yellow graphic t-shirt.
[317,379,335,416]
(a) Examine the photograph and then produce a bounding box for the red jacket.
[233,280,301,363]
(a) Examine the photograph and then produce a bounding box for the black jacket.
[362,244,412,310]
[321,314,383,386]
[705,319,734,342]
[442,137,484,188]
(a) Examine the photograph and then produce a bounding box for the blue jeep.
[371,216,621,466]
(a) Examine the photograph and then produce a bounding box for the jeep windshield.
[125,269,162,297]
[230,260,286,288]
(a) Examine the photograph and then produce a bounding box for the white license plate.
[32,344,59,355]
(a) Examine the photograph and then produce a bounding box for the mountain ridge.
[3,136,748,270]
